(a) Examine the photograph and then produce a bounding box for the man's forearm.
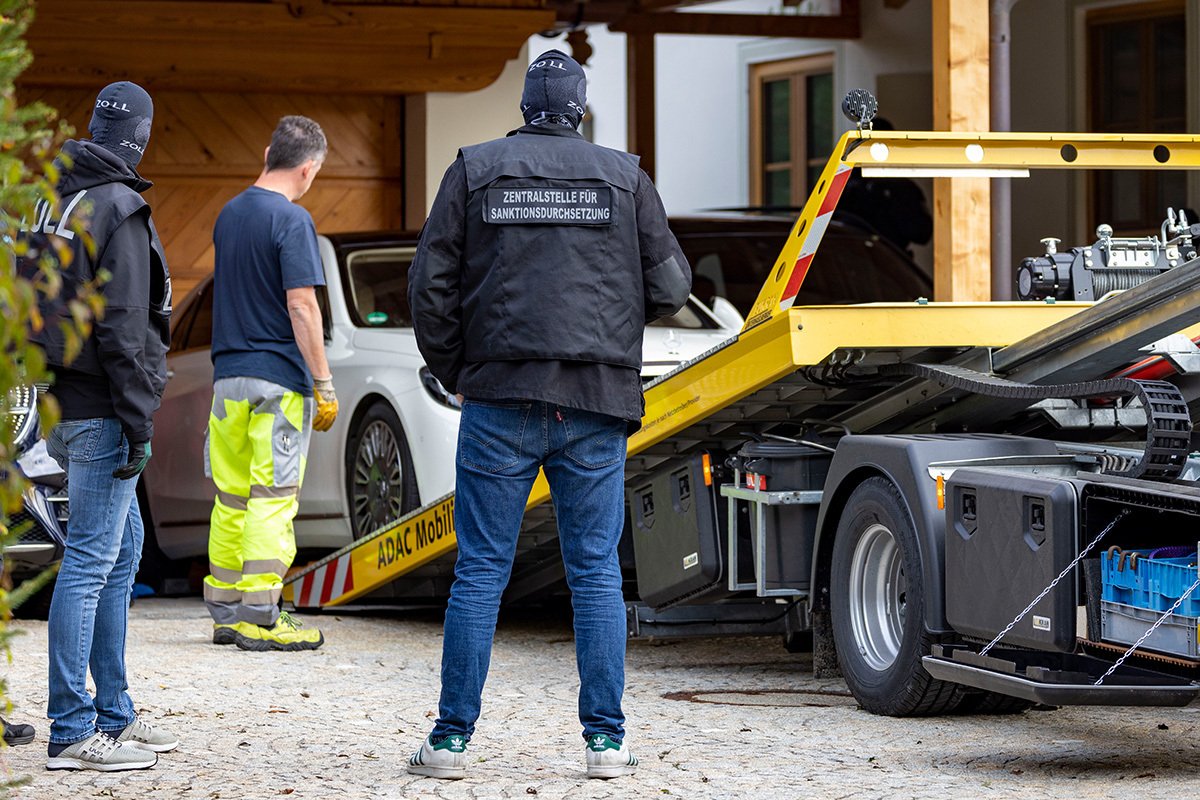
[289,300,331,379]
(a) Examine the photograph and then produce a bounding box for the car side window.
[341,247,415,328]
[184,282,214,351]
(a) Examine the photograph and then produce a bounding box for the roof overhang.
[23,0,556,95]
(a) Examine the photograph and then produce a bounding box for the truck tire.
[830,476,961,716]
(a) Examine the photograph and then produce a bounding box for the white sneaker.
[586,733,638,779]
[114,718,179,753]
[407,734,467,780]
[46,732,157,772]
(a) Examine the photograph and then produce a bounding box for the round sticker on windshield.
[366,312,388,325]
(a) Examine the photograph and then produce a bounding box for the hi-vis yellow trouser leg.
[203,377,314,626]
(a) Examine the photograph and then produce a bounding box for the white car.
[141,231,741,562]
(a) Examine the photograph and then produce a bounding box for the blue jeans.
[433,401,628,743]
[46,417,143,745]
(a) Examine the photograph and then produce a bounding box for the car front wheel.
[345,402,419,540]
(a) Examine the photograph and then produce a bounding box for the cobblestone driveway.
[3,598,1199,799]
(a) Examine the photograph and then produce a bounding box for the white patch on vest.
[485,185,613,225]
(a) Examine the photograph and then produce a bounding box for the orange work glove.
[313,377,338,432]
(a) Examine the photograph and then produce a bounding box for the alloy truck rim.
[847,522,907,671]
[353,420,405,536]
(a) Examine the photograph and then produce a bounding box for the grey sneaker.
[114,718,179,753]
[586,733,637,779]
[46,732,157,771]
[407,734,467,780]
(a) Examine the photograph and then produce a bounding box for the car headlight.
[419,367,462,410]
[6,384,39,453]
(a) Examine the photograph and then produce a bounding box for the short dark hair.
[265,115,327,171]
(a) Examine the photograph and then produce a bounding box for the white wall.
[525,0,932,249]
[425,50,528,210]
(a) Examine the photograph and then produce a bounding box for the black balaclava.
[521,50,587,129]
[88,81,154,168]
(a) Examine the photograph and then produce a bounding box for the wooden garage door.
[20,89,404,299]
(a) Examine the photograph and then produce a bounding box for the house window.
[1088,1,1187,233]
[750,55,834,208]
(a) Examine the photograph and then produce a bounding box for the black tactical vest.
[459,130,646,369]
[20,180,171,395]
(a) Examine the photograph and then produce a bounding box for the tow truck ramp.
[286,127,1200,713]
[286,300,1087,608]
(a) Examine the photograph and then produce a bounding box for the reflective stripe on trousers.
[203,377,313,626]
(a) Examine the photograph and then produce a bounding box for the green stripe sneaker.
[407,734,467,780]
[586,733,638,779]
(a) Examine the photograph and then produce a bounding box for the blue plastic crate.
[1101,548,1200,617]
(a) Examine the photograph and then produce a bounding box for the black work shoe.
[2,717,35,746]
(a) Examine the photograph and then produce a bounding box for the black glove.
[113,439,152,480]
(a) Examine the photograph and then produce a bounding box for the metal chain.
[980,510,1130,657]
[1094,574,1200,686]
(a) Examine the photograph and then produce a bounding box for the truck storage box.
[1101,600,1200,659]
[629,453,729,609]
[733,441,830,493]
[728,441,830,593]
[945,469,1080,652]
[1101,549,1200,616]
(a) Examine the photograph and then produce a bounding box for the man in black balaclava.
[18,80,176,771]
[88,81,154,168]
[407,50,690,781]
[520,49,587,129]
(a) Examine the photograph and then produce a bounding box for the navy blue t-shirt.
[211,186,325,396]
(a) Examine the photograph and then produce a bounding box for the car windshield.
[342,247,415,328]
[647,297,719,329]
[675,222,932,316]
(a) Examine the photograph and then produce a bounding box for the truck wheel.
[345,402,419,540]
[831,476,961,716]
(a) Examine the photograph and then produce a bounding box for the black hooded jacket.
[18,139,171,443]
[409,124,690,424]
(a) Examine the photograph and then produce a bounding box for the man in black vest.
[19,81,175,771]
[407,50,691,780]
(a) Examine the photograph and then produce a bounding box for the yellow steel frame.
[285,130,1200,607]
[745,130,1200,331]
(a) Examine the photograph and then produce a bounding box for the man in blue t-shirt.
[204,115,338,651]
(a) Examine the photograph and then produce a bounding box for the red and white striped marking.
[294,552,355,608]
[778,164,853,312]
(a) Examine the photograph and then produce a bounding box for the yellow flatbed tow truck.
[287,109,1200,716]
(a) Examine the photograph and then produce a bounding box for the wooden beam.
[610,11,861,38]
[402,94,428,231]
[932,0,990,302]
[23,1,553,95]
[627,32,656,182]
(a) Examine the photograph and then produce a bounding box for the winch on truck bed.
[286,91,1200,718]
